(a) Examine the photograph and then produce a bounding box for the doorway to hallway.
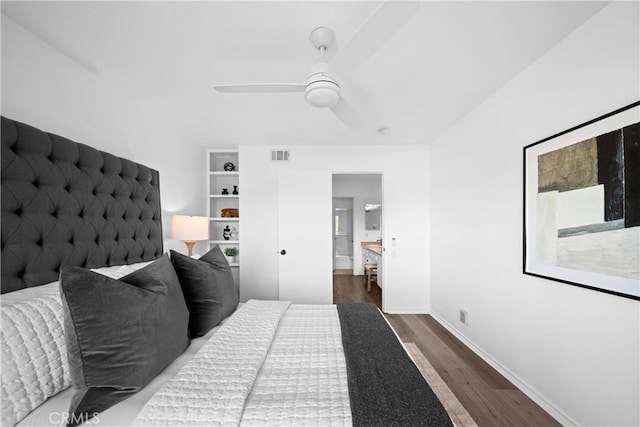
[332,173,383,306]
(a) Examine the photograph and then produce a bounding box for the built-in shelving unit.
[207,150,240,275]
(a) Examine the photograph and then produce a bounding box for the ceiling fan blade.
[214,83,305,93]
[325,1,419,80]
[330,97,365,131]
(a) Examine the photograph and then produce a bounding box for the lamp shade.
[171,215,209,241]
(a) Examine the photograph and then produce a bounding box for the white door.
[278,170,332,303]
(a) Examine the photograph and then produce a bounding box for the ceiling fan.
[213,2,419,131]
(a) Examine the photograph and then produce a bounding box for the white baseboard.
[430,312,578,427]
[384,307,429,314]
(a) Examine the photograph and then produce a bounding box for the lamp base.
[184,240,196,257]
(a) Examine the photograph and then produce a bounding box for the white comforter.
[134,300,352,426]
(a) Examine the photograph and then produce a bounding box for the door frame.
[331,172,385,311]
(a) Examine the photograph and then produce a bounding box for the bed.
[1,117,453,426]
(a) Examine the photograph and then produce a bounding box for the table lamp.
[171,215,209,257]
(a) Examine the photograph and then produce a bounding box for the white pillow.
[91,260,155,279]
[1,283,70,426]
[1,281,60,304]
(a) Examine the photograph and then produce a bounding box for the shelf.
[208,149,240,288]
[209,171,239,176]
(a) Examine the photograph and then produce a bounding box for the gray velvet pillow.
[170,245,239,338]
[59,255,190,425]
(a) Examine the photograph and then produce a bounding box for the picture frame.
[523,101,640,300]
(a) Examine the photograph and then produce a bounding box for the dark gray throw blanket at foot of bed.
[336,303,453,427]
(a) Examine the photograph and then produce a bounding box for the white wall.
[1,15,207,255]
[429,3,639,426]
[239,145,429,313]
[333,174,382,275]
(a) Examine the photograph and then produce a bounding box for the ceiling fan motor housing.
[305,56,340,108]
[305,77,340,108]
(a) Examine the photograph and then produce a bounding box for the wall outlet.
[459,309,468,325]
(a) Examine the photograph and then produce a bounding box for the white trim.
[384,308,430,314]
[430,312,578,427]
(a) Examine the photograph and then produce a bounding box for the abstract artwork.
[523,101,640,300]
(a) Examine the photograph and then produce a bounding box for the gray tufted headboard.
[1,117,163,294]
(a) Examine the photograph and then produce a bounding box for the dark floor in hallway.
[333,271,381,309]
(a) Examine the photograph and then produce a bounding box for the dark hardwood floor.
[333,272,560,427]
[333,270,382,309]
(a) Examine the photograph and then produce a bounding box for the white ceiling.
[1,1,606,147]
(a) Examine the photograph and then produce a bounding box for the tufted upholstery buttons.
[1,116,163,294]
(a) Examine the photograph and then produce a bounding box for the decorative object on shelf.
[224,246,238,263]
[232,185,239,195]
[171,215,209,257]
[230,227,238,240]
[523,100,640,301]
[223,162,236,172]
[220,208,239,218]
[222,225,231,240]
[221,188,229,195]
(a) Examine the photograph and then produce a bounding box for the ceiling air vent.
[271,150,290,161]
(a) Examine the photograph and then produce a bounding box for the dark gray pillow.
[170,245,239,338]
[59,255,190,425]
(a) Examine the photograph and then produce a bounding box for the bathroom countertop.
[361,241,383,255]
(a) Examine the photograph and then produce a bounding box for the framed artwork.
[523,101,640,300]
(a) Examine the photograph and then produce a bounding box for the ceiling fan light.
[305,80,340,108]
